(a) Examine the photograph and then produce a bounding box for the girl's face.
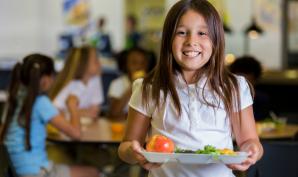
[86,49,100,77]
[40,74,54,92]
[172,9,213,73]
[127,51,147,75]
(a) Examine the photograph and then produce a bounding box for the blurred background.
[1,0,298,121]
[0,0,298,177]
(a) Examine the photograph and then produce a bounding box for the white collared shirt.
[53,76,104,111]
[108,75,131,112]
[128,74,253,177]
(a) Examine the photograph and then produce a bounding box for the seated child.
[0,54,100,177]
[108,47,150,119]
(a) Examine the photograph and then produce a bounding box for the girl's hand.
[227,141,261,171]
[86,106,99,119]
[130,140,161,170]
[66,94,79,111]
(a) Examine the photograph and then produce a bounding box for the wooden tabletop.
[47,118,125,144]
[258,124,298,140]
[47,118,298,144]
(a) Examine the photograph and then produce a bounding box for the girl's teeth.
[183,51,199,57]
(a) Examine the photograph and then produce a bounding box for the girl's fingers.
[228,164,248,171]
[229,143,259,171]
[227,156,256,171]
[242,142,260,162]
[130,140,161,170]
[130,141,147,163]
[131,140,142,153]
[249,152,258,164]
[143,162,161,171]
[244,148,258,165]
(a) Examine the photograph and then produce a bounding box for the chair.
[0,144,18,177]
[247,141,298,177]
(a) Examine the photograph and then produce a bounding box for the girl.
[0,54,99,177]
[49,46,106,167]
[49,46,104,119]
[118,1,263,177]
[108,47,149,119]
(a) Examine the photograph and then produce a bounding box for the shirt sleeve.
[108,78,124,99]
[90,76,104,105]
[35,95,59,123]
[52,88,67,111]
[53,82,81,110]
[237,76,253,110]
[128,79,154,117]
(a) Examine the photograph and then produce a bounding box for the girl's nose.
[185,34,198,47]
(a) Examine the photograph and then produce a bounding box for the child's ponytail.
[22,63,41,150]
[0,63,22,143]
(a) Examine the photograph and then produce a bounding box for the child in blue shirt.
[0,54,100,177]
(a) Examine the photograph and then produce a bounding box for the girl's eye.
[198,31,207,36]
[176,31,186,36]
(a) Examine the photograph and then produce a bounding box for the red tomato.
[146,135,175,153]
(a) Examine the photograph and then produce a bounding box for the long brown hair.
[0,54,55,150]
[49,46,96,100]
[142,0,253,120]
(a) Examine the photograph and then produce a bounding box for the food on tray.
[175,145,236,156]
[146,135,237,156]
[219,148,237,155]
[143,136,245,164]
[195,145,221,155]
[174,149,195,153]
[146,135,175,153]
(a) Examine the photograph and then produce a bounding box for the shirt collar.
[174,72,208,91]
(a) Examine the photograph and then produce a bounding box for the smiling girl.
[118,0,263,177]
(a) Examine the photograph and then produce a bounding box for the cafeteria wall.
[224,0,282,70]
[0,0,124,59]
[0,0,282,70]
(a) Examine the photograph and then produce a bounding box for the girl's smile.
[182,50,201,58]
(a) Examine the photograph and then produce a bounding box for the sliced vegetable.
[175,145,236,157]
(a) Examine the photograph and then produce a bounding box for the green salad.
[175,145,220,155]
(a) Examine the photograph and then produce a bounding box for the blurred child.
[49,46,107,168]
[229,55,270,121]
[90,17,113,57]
[49,46,104,119]
[125,15,142,49]
[108,47,149,119]
[118,1,263,176]
[0,54,99,177]
[229,56,262,86]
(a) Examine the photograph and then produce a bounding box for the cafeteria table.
[258,124,298,140]
[47,118,298,143]
[47,117,125,145]
[46,118,134,177]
